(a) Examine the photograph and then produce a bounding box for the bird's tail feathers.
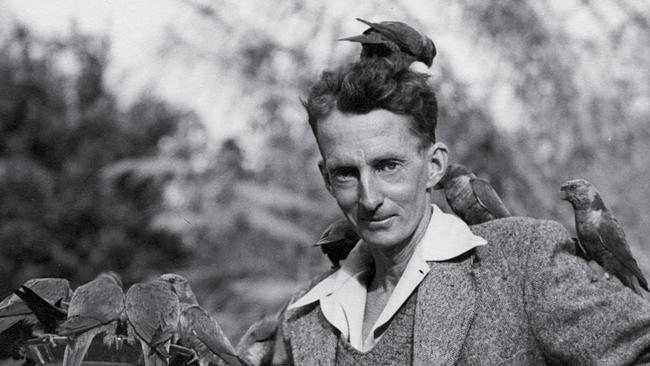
[14,285,66,331]
[141,342,169,366]
[62,336,93,366]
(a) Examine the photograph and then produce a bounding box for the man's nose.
[358,170,382,211]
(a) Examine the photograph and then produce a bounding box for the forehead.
[316,109,422,163]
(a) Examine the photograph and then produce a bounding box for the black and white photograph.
[1,1,649,365]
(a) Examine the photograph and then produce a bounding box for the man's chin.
[360,231,405,249]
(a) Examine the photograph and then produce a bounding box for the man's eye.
[331,168,356,181]
[377,161,400,172]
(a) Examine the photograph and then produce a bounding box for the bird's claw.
[116,335,124,350]
[187,350,200,365]
[40,333,63,348]
[103,333,127,350]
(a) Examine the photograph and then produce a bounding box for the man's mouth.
[360,215,394,228]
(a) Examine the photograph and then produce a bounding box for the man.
[271,36,650,365]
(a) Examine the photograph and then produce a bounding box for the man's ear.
[426,142,448,190]
[318,159,334,195]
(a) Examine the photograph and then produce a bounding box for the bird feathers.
[125,280,180,363]
[338,18,436,68]
[561,179,649,295]
[13,285,67,333]
[470,178,512,218]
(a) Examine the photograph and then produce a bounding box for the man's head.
[304,59,447,250]
[303,59,438,147]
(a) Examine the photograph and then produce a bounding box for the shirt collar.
[288,204,487,310]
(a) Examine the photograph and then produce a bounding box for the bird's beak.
[558,188,568,201]
[433,181,443,190]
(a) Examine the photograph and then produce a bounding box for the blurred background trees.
[1,0,649,340]
[0,26,193,293]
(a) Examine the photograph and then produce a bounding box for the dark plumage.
[13,286,67,333]
[434,164,511,225]
[560,179,648,295]
[0,278,71,363]
[338,18,436,70]
[314,219,360,268]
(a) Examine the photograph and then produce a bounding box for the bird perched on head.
[338,18,436,70]
[159,273,241,366]
[58,271,125,366]
[314,219,360,269]
[434,163,511,225]
[560,179,649,295]
[125,279,180,366]
[0,278,71,363]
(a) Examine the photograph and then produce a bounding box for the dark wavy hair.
[303,58,438,145]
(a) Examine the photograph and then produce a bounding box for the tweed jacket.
[276,217,650,365]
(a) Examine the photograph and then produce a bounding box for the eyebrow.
[326,152,408,171]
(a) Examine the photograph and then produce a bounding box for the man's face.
[316,109,446,250]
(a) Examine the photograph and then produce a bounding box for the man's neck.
[368,205,432,291]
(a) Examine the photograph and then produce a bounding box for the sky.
[1,0,240,135]
[2,0,625,141]
[1,0,524,139]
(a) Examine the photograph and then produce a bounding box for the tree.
[0,24,193,293]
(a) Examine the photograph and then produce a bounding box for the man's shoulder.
[469,216,572,260]
[470,216,568,242]
[285,269,334,310]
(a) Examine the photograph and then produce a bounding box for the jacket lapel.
[284,305,338,365]
[413,253,478,365]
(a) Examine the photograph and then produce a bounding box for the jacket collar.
[288,204,486,310]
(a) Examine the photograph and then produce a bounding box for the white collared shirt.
[288,204,487,351]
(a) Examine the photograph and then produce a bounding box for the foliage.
[0,25,193,293]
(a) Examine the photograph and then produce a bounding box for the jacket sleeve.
[523,220,650,365]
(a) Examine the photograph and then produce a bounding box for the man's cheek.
[332,185,357,205]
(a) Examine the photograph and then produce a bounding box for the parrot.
[0,278,71,363]
[338,18,436,70]
[236,314,281,366]
[560,178,649,295]
[159,273,242,366]
[125,279,180,366]
[434,163,511,225]
[313,219,360,268]
[58,271,125,366]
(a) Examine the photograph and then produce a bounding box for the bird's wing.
[0,301,32,318]
[125,281,179,360]
[596,217,648,289]
[58,315,104,336]
[67,278,124,330]
[14,286,67,332]
[355,18,418,56]
[184,306,241,365]
[572,237,591,260]
[470,178,511,218]
[24,278,73,304]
